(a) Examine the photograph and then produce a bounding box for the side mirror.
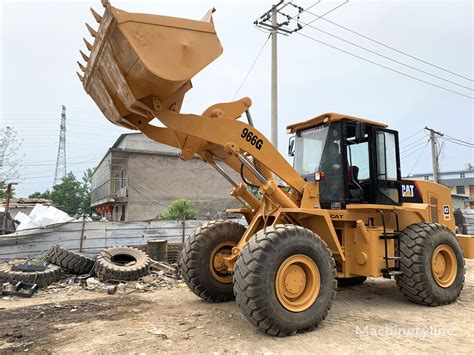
[288,136,295,157]
[355,122,366,143]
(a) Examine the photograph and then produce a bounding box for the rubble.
[41,271,184,296]
[1,244,182,298]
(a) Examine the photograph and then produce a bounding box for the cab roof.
[286,112,388,133]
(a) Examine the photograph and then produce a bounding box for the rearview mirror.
[288,136,295,157]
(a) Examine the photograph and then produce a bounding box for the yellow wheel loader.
[78,1,474,336]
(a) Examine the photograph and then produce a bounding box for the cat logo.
[443,205,451,221]
[402,184,415,198]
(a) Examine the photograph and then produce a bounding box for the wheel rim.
[275,254,320,312]
[431,244,457,288]
[209,241,236,284]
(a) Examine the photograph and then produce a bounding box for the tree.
[49,172,84,216]
[79,168,94,215]
[0,126,23,193]
[160,199,197,220]
[27,169,94,217]
[28,190,52,199]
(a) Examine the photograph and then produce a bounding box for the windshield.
[294,124,329,175]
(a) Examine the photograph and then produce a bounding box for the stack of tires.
[0,245,152,289]
[47,245,150,282]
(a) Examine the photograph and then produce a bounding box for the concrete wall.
[126,152,241,221]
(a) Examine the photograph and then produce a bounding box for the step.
[384,256,402,260]
[379,232,401,240]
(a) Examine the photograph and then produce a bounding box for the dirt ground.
[1,260,473,354]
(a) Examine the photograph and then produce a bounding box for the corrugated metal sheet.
[0,219,207,261]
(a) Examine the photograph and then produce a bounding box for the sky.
[0,0,473,197]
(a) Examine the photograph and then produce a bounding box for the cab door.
[373,129,402,205]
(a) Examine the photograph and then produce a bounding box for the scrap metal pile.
[0,244,183,298]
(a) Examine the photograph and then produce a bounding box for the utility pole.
[54,105,67,186]
[271,7,278,148]
[425,127,443,184]
[254,1,303,150]
[2,182,17,235]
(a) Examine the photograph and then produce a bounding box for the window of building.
[456,186,465,195]
[460,172,465,178]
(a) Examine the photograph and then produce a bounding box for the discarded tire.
[47,245,95,275]
[234,224,337,336]
[167,243,184,263]
[180,220,246,303]
[95,246,150,282]
[337,276,367,287]
[396,222,465,306]
[0,261,61,288]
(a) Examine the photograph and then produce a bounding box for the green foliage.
[0,181,15,199]
[28,190,52,199]
[79,168,94,215]
[50,172,84,216]
[0,181,5,199]
[30,169,94,217]
[160,199,197,220]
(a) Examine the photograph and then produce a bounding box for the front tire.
[180,220,246,303]
[233,224,337,336]
[396,222,465,306]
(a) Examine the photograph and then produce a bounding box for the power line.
[295,31,474,99]
[232,35,271,100]
[301,21,473,91]
[407,141,430,176]
[304,11,474,83]
[299,0,349,30]
[443,137,474,149]
[443,134,474,147]
[401,139,430,158]
[400,128,425,143]
[401,140,429,154]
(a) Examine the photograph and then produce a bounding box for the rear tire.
[233,224,337,336]
[180,220,246,303]
[396,222,465,306]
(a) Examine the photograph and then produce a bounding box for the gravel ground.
[0,260,472,354]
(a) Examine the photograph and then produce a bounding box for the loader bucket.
[78,1,223,129]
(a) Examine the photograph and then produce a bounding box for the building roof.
[1,198,52,208]
[410,164,474,177]
[440,177,474,186]
[93,133,183,174]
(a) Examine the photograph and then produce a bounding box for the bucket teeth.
[80,50,90,62]
[83,38,93,51]
[86,23,98,38]
[90,8,103,23]
[77,61,87,72]
[76,72,84,81]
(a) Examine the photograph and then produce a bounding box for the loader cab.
[288,113,402,209]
